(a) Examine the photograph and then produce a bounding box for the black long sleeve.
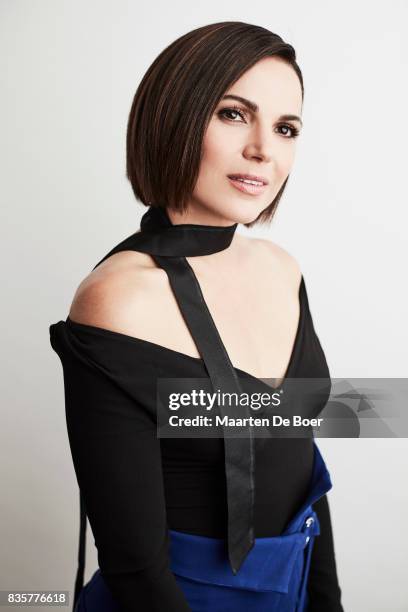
[50,315,343,611]
[50,323,192,611]
[308,494,344,611]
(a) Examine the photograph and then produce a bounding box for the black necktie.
[86,206,255,576]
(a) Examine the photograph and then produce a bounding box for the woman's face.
[189,56,303,225]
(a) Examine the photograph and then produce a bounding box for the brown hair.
[126,21,303,228]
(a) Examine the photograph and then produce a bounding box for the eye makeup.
[217,105,301,139]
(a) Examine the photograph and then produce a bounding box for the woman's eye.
[217,107,247,122]
[217,109,300,139]
[276,124,300,139]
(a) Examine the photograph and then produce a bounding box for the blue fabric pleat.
[75,441,332,612]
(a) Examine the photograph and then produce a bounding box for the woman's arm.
[307,493,344,611]
[50,323,191,612]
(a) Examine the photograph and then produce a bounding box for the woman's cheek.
[202,122,240,157]
[277,144,297,176]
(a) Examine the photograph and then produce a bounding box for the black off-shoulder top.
[49,205,343,611]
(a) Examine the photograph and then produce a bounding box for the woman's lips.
[228,176,267,195]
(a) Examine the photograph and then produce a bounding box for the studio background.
[1,0,407,610]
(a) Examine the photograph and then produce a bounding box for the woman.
[49,21,344,612]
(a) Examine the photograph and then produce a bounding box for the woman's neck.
[166,204,238,228]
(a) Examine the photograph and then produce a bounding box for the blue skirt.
[75,441,332,612]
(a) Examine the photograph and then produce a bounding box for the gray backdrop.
[1,0,407,610]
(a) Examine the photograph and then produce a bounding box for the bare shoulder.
[68,250,168,332]
[237,234,302,290]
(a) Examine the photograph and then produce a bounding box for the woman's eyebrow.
[221,94,303,127]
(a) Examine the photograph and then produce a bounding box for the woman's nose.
[242,125,275,163]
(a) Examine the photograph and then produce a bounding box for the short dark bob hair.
[126,21,303,228]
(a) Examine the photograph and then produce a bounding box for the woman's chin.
[190,196,269,226]
[219,201,268,226]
